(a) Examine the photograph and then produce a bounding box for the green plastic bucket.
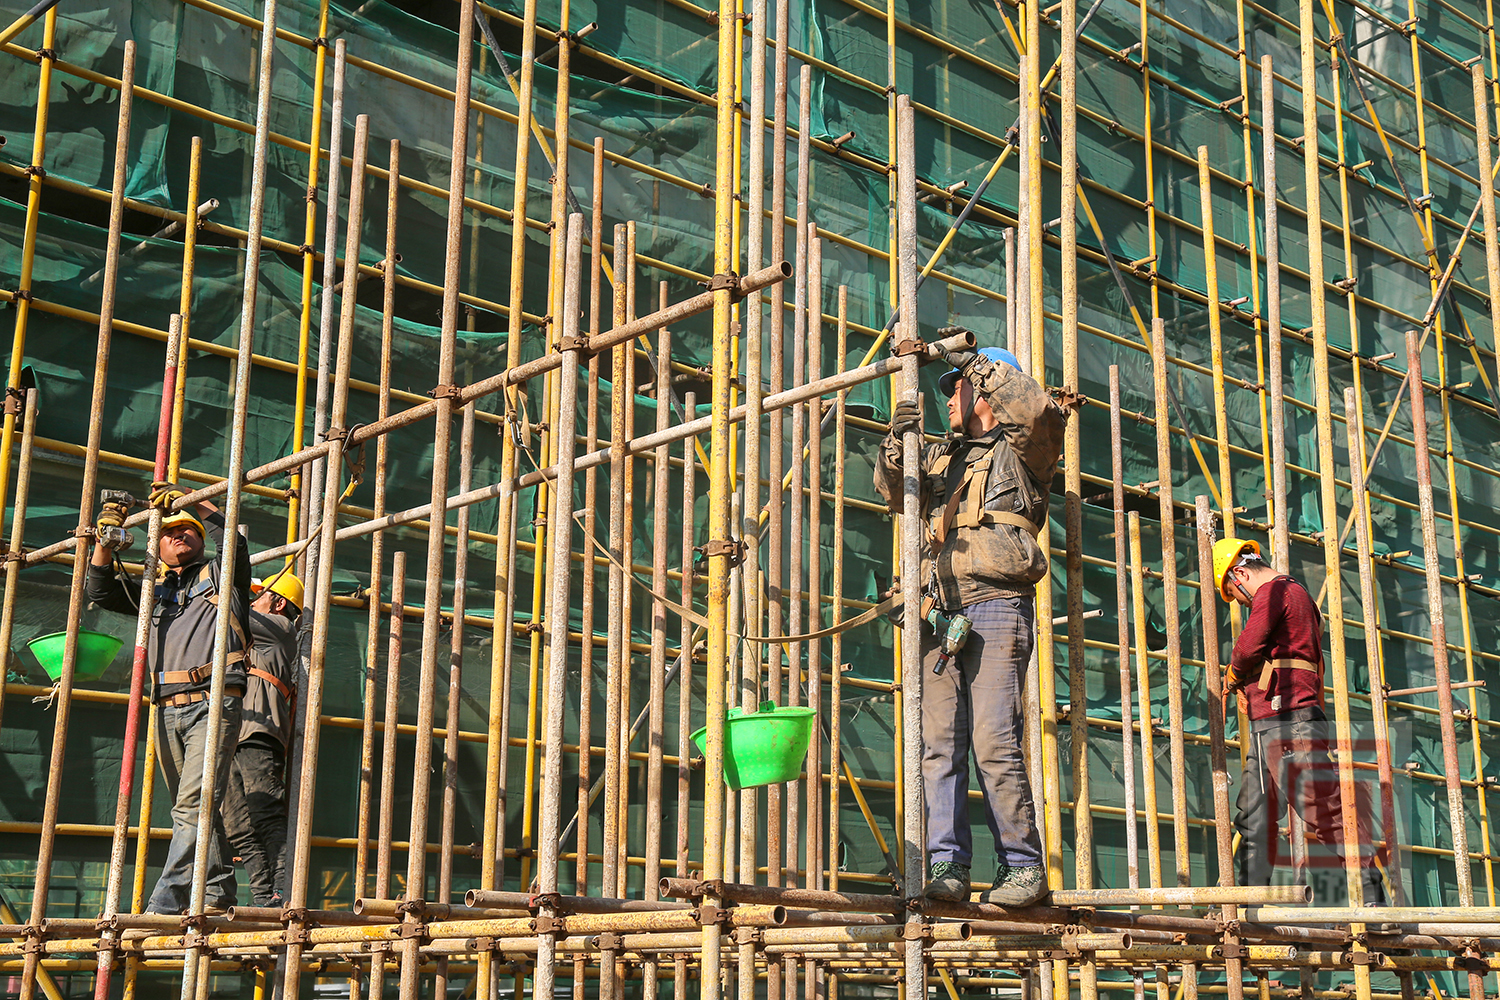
[691,701,817,790]
[26,630,125,682]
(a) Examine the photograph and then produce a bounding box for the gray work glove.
[891,398,924,437]
[934,327,978,374]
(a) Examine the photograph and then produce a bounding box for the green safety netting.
[1,0,1499,990]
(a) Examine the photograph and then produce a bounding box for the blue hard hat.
[938,346,1021,397]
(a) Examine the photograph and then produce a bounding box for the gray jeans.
[148,695,242,913]
[922,595,1043,869]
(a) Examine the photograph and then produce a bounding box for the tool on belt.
[921,595,973,675]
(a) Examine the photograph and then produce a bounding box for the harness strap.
[954,456,992,530]
[1257,657,1322,692]
[248,666,294,702]
[203,590,251,651]
[155,650,246,687]
[975,509,1045,538]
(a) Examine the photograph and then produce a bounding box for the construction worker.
[86,484,250,914]
[1214,538,1386,905]
[223,570,302,907]
[875,341,1065,905]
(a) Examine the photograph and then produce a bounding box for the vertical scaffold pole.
[0,4,58,546]
[399,0,477,982]
[179,0,280,984]
[1344,387,1402,908]
[282,111,368,1000]
[86,43,143,996]
[536,214,586,1000]
[1260,56,1287,574]
[702,0,739,981]
[894,94,925,1000]
[1404,330,1473,906]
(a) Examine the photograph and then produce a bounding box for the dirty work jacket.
[873,360,1064,612]
[239,609,299,750]
[85,510,250,701]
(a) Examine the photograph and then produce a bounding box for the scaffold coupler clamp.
[899,922,933,942]
[697,537,746,567]
[529,891,564,912]
[892,335,928,358]
[533,913,566,937]
[1051,385,1088,415]
[703,271,742,298]
[694,902,731,926]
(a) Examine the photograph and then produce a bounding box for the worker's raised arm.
[941,348,1064,486]
[85,499,137,614]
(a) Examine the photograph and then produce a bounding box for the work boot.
[980,863,1048,906]
[923,861,971,902]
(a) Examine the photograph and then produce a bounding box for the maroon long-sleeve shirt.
[1228,575,1326,721]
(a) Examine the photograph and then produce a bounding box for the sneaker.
[980,863,1048,906]
[923,861,971,902]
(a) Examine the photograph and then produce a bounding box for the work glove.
[95,501,129,534]
[148,481,185,511]
[891,398,924,437]
[934,327,976,371]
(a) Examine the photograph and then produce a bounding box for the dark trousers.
[223,735,289,906]
[922,595,1044,869]
[149,695,242,913]
[1235,709,1385,904]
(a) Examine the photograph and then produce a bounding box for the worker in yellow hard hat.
[1213,534,1386,906]
[1212,537,1261,605]
[225,565,303,907]
[251,569,304,615]
[86,481,252,914]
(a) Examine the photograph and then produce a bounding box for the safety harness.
[1256,657,1322,693]
[925,444,1044,551]
[152,560,248,696]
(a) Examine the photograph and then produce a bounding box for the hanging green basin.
[691,701,817,790]
[27,630,125,682]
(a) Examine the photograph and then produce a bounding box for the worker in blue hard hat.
[874,330,1066,906]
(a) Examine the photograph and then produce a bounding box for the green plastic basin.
[691,701,816,790]
[27,630,125,682]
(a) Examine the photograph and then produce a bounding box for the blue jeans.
[148,695,242,913]
[922,596,1043,869]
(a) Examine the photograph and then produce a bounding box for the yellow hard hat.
[160,509,206,539]
[253,570,304,613]
[1212,537,1260,602]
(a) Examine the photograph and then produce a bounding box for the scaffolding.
[0,0,1498,992]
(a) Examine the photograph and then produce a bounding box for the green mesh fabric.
[0,0,1497,990]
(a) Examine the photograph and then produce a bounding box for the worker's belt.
[1257,657,1321,692]
[158,685,244,707]
[248,666,293,702]
[155,650,245,688]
